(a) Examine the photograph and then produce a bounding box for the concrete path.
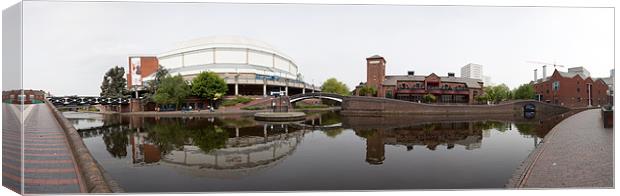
[2,104,85,194]
[510,109,613,188]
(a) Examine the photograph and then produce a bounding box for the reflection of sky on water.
[70,111,567,192]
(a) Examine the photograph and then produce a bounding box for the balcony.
[397,86,469,95]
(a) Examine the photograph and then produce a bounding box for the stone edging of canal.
[45,100,124,193]
[505,108,596,188]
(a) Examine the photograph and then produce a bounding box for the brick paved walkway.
[3,104,23,193]
[3,104,85,194]
[513,109,613,188]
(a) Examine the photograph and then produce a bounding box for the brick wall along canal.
[65,111,572,192]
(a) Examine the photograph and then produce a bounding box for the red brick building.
[533,69,609,108]
[356,55,484,104]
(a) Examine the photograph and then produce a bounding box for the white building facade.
[460,63,483,80]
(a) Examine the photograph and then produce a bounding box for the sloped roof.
[382,75,483,88]
[536,70,607,84]
[367,55,384,59]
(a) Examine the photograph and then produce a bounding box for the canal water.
[65,111,569,192]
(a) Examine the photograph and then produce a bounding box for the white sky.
[22,1,614,96]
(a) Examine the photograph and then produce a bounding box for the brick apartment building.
[533,68,610,108]
[355,55,484,104]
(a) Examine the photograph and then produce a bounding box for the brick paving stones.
[516,109,613,188]
[2,104,85,194]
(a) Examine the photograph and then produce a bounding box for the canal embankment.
[45,100,123,193]
[341,96,570,116]
[116,107,342,117]
[506,108,613,188]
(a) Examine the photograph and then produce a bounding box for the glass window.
[552,81,560,91]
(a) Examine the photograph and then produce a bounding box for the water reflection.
[69,110,578,191]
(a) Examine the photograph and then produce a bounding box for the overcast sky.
[22,1,613,96]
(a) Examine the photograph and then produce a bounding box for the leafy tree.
[475,94,489,104]
[191,72,228,107]
[321,78,351,96]
[100,66,128,97]
[422,93,437,103]
[153,74,190,110]
[484,84,511,104]
[142,67,169,104]
[358,86,377,96]
[512,83,536,100]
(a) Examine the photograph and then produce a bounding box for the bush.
[235,96,253,104]
[221,96,254,107]
[221,99,239,107]
[241,106,262,110]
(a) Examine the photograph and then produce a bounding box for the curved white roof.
[159,35,294,62]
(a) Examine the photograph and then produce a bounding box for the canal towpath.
[3,103,86,194]
[508,109,613,188]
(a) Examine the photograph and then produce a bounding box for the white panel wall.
[215,48,246,64]
[183,50,213,66]
[248,50,273,68]
[290,66,298,75]
[160,55,183,69]
[274,56,290,72]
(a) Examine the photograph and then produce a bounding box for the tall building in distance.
[460,63,483,80]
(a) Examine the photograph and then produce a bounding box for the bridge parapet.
[288,92,346,103]
[48,96,130,106]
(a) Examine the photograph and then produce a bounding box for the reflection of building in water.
[159,124,306,179]
[130,131,161,164]
[359,122,483,164]
[365,130,385,165]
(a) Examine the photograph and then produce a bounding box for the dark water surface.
[65,111,571,192]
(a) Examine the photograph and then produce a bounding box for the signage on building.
[130,57,142,86]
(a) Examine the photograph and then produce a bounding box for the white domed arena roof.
[160,35,294,62]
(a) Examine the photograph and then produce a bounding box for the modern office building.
[460,63,483,80]
[533,68,609,108]
[357,55,484,104]
[139,36,319,96]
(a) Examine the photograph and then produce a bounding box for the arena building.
[138,36,319,96]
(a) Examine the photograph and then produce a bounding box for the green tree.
[153,74,190,110]
[100,66,128,97]
[484,84,511,104]
[142,67,169,104]
[321,78,351,96]
[358,86,377,96]
[422,93,437,103]
[191,72,228,107]
[512,83,536,100]
[475,94,489,104]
